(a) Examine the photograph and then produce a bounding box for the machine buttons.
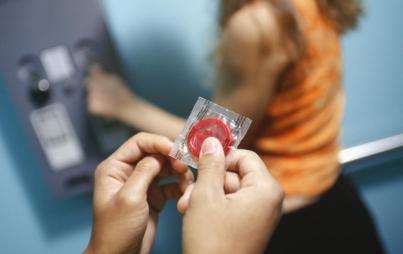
[30,78,51,106]
[17,55,51,106]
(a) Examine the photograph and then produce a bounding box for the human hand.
[178,137,284,254]
[86,65,136,120]
[84,133,193,254]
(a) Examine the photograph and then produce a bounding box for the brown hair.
[218,0,363,34]
[317,0,364,34]
[216,0,363,72]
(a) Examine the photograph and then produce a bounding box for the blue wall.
[342,0,403,147]
[0,0,402,253]
[349,155,403,254]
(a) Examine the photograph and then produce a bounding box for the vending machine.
[0,0,131,197]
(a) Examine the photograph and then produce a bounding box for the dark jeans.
[265,176,385,254]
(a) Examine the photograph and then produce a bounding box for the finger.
[177,183,194,214]
[111,132,173,164]
[118,155,164,197]
[155,165,175,180]
[161,182,181,200]
[147,181,165,213]
[226,150,266,177]
[224,171,241,194]
[93,159,133,204]
[168,159,194,192]
[178,169,194,193]
[155,160,190,180]
[156,166,193,195]
[194,137,226,196]
[170,159,189,174]
[148,182,181,213]
[226,149,279,189]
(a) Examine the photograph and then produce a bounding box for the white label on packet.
[30,103,85,171]
[41,45,74,82]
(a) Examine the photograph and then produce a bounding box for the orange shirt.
[255,0,344,197]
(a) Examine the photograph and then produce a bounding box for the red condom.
[187,118,233,157]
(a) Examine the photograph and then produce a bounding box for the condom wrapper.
[169,97,252,169]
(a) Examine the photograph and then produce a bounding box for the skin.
[180,137,284,254]
[84,132,194,254]
[85,134,284,254]
[86,1,316,212]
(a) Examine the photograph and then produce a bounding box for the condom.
[187,117,233,157]
[170,97,252,169]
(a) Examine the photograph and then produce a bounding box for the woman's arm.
[117,95,185,140]
[86,66,185,140]
[215,3,320,213]
[213,1,291,147]
[86,2,288,142]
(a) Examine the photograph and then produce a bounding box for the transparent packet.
[169,97,252,169]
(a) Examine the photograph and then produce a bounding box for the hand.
[86,65,136,120]
[84,133,193,254]
[178,137,284,254]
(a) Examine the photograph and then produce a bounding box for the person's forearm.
[117,96,185,140]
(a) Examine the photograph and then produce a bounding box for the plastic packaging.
[169,97,252,168]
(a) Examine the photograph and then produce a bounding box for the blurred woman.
[87,0,384,252]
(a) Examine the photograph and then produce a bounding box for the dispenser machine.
[0,0,131,197]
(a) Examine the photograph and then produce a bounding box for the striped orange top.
[255,0,344,197]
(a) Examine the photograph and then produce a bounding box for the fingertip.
[177,183,194,214]
[113,133,174,163]
[200,137,223,158]
[196,137,226,194]
[197,137,226,174]
[178,170,194,193]
[152,154,166,167]
[148,133,173,156]
[177,197,186,214]
[170,159,188,174]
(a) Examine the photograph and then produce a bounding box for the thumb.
[194,137,226,196]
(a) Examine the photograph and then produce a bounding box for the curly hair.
[317,0,364,34]
[219,0,363,34]
[216,0,364,72]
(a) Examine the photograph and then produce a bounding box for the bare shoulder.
[223,1,280,51]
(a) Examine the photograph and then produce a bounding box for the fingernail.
[200,137,219,157]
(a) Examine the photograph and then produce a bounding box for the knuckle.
[136,156,160,172]
[259,181,284,205]
[199,156,224,172]
[159,135,171,144]
[135,132,148,140]
[94,161,109,179]
[246,151,261,161]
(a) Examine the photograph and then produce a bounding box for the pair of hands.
[84,132,284,254]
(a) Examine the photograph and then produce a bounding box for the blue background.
[0,0,402,253]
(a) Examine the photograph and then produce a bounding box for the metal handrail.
[339,133,403,164]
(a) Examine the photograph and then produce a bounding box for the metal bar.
[339,133,403,164]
